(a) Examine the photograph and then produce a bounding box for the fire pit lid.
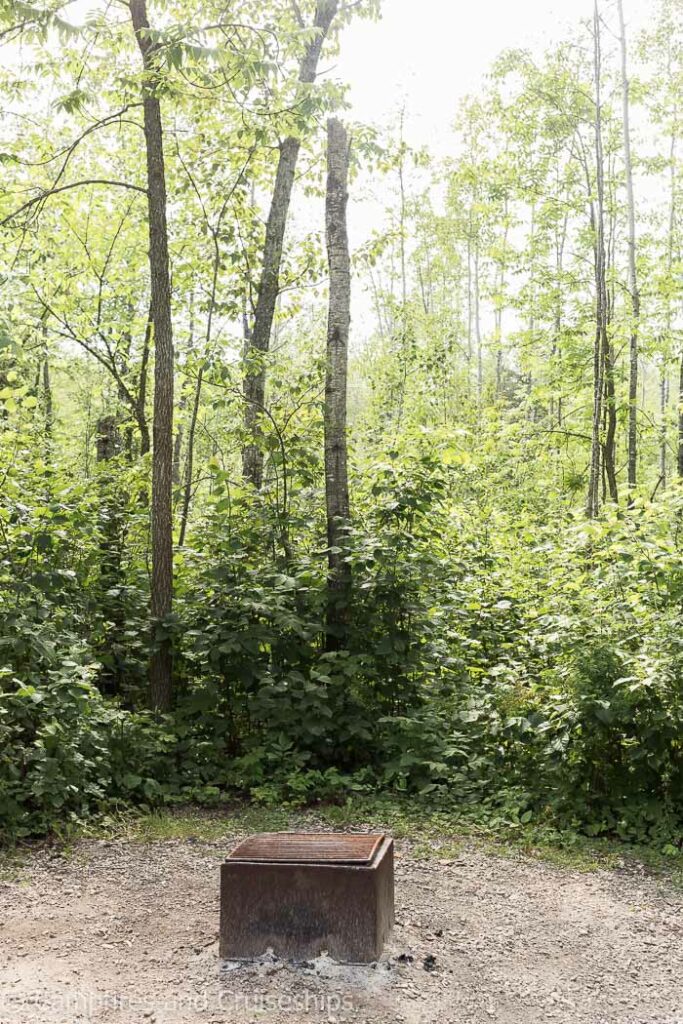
[228,832,385,865]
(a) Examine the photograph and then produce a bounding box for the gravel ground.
[0,831,681,1024]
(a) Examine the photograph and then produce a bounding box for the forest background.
[0,0,682,855]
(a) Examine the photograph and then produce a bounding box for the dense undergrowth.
[1,428,682,853]
[2,0,683,865]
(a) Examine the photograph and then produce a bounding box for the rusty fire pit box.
[220,832,394,963]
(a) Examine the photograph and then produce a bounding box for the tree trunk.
[130,0,174,712]
[136,308,152,458]
[494,201,509,397]
[42,356,52,446]
[666,110,683,481]
[465,216,473,397]
[618,0,640,493]
[173,295,194,486]
[324,118,352,650]
[552,210,568,430]
[587,1,608,520]
[242,0,339,488]
[659,363,668,492]
[179,217,223,546]
[474,242,483,406]
[527,202,536,416]
[604,338,619,503]
[679,354,683,479]
[178,365,203,548]
[96,415,124,695]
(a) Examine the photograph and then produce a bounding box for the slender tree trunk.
[494,200,509,397]
[604,173,619,505]
[604,338,619,503]
[617,0,640,493]
[242,0,339,488]
[466,216,473,397]
[96,415,124,695]
[173,293,194,486]
[660,363,668,492]
[587,1,608,519]
[398,107,408,313]
[42,352,53,447]
[178,366,203,548]
[665,112,683,481]
[474,242,483,406]
[324,118,352,650]
[179,219,223,546]
[679,355,683,479]
[130,0,174,712]
[395,107,410,424]
[172,417,183,485]
[552,210,568,429]
[136,308,152,458]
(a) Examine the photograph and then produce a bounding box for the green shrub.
[0,660,172,838]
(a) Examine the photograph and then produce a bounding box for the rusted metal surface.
[228,832,383,865]
[220,834,394,963]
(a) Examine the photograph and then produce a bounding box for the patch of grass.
[5,796,682,892]
[87,803,323,844]
[315,796,683,884]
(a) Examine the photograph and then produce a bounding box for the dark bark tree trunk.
[130,0,174,712]
[242,0,339,488]
[96,414,124,695]
[618,0,640,494]
[97,415,121,464]
[587,1,608,519]
[324,118,352,650]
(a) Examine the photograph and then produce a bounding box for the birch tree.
[587,0,609,519]
[324,117,351,648]
[618,0,641,493]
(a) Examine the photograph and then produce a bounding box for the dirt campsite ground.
[0,824,682,1024]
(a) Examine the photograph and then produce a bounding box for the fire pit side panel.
[374,837,395,952]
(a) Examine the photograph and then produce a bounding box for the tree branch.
[1,179,147,227]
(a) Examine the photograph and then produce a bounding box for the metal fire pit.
[219,832,394,963]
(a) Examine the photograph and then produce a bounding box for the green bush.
[0,659,172,838]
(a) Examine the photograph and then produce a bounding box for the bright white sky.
[338,0,650,152]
